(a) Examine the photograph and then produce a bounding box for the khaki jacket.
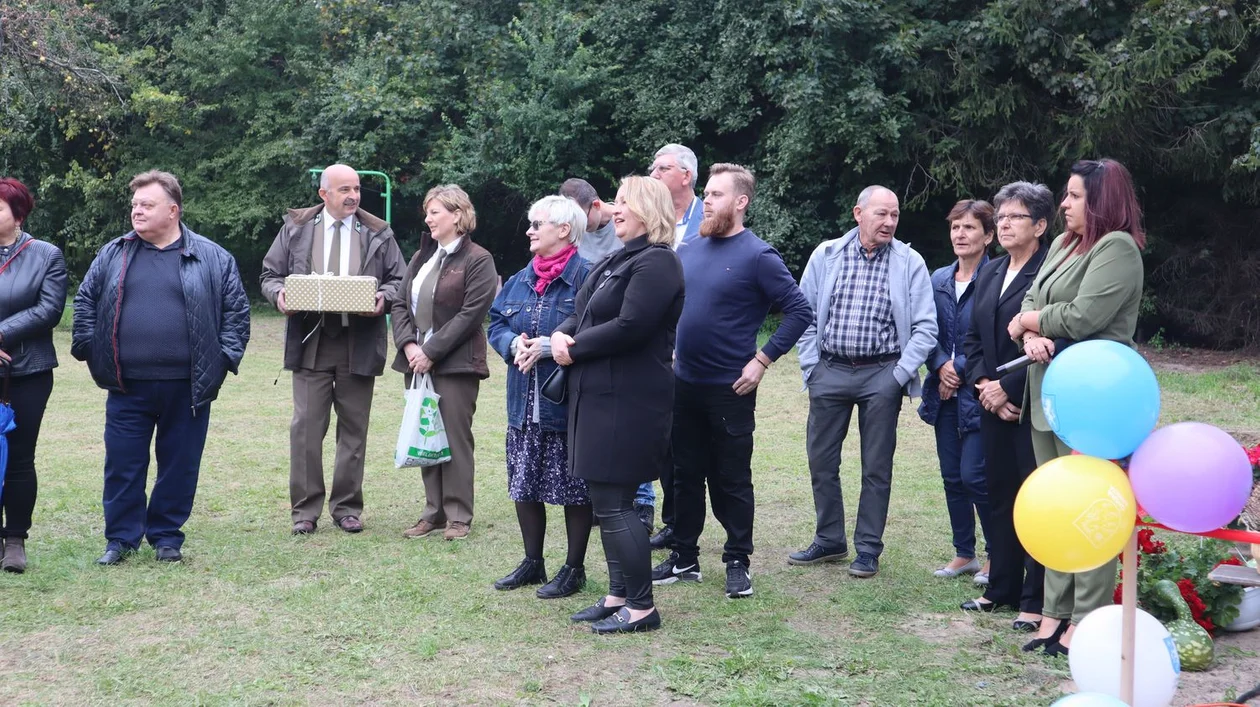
[259,205,406,377]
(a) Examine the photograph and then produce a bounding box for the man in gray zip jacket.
[790,185,937,578]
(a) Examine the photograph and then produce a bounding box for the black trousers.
[588,480,654,610]
[979,410,1044,613]
[670,379,756,567]
[0,371,54,539]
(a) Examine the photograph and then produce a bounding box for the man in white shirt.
[260,164,406,536]
[650,144,704,249]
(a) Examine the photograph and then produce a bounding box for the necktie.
[325,221,344,336]
[413,250,446,335]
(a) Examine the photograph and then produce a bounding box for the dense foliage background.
[3,0,1258,345]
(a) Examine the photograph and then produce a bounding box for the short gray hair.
[993,181,1055,226]
[856,185,894,208]
[529,195,587,245]
[654,144,699,186]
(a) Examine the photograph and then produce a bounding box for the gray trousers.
[806,359,904,557]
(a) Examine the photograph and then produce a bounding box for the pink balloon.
[1128,422,1253,533]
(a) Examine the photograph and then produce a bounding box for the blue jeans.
[103,379,211,551]
[934,400,989,559]
[635,482,655,507]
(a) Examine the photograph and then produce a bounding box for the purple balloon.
[1129,422,1253,533]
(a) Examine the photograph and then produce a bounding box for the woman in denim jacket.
[487,196,594,599]
[918,200,994,583]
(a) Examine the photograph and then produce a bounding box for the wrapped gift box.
[284,274,378,314]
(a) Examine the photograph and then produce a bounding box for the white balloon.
[1069,605,1181,707]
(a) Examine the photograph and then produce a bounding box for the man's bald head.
[853,185,900,252]
[319,164,361,220]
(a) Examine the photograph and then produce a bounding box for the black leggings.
[515,501,593,568]
[587,480,654,610]
[1,371,54,539]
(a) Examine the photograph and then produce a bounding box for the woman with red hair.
[1007,159,1146,656]
[0,177,69,573]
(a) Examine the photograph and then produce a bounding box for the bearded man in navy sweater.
[651,163,813,598]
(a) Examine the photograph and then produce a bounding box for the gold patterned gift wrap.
[283,274,379,313]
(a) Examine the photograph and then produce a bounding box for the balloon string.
[1136,519,1260,544]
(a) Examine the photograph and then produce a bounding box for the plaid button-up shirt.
[820,238,899,359]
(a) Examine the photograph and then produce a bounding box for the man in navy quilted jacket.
[73,170,250,566]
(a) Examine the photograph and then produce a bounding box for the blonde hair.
[618,176,675,246]
[423,184,477,234]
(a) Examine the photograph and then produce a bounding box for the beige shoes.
[443,521,471,541]
[403,519,443,538]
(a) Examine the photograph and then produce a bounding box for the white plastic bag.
[394,374,451,468]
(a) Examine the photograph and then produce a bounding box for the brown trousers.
[407,372,480,526]
[290,333,377,522]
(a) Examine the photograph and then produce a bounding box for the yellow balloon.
[1014,455,1136,573]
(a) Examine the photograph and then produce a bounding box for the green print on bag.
[395,375,451,468]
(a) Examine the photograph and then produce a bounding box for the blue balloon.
[1041,340,1160,459]
[1050,693,1129,707]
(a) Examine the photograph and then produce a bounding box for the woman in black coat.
[0,177,69,574]
[958,181,1052,638]
[551,176,684,634]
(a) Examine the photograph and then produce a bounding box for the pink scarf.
[532,245,577,295]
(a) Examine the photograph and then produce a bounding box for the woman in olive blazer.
[1008,159,1146,657]
[551,176,684,635]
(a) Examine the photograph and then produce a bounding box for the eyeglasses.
[995,214,1033,224]
[529,220,551,230]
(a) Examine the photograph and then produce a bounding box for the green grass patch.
[1,317,1256,704]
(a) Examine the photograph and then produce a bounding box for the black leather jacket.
[0,233,69,378]
[71,224,251,409]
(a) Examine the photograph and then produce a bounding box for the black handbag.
[539,365,568,405]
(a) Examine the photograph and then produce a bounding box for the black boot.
[649,526,674,551]
[536,564,586,599]
[633,503,655,535]
[493,557,547,591]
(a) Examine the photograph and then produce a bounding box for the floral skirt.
[505,423,589,506]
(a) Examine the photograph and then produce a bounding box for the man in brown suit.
[260,164,406,535]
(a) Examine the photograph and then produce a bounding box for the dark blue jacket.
[488,253,591,432]
[71,224,251,410]
[918,256,987,432]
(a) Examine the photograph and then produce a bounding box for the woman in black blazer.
[551,176,684,634]
[958,181,1053,638]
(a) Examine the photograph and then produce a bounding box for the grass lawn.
[2,313,1258,705]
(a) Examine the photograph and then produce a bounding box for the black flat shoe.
[537,564,585,599]
[1023,620,1069,652]
[494,557,547,591]
[960,599,999,613]
[96,547,134,566]
[1043,641,1069,657]
[1012,619,1042,632]
[591,607,661,634]
[571,597,622,623]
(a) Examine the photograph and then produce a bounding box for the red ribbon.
[1136,519,1260,544]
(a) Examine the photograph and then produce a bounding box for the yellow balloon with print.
[1014,455,1136,573]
